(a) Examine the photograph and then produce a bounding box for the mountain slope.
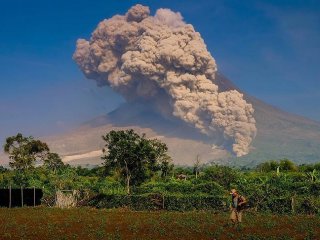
[42,73,320,167]
[44,103,230,166]
[216,73,320,166]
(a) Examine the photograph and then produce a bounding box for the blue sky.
[0,0,319,143]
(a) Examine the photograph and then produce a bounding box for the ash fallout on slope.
[73,4,257,157]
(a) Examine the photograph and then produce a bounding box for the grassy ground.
[0,207,319,240]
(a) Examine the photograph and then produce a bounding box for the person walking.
[230,188,247,225]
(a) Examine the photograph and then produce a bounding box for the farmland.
[0,207,319,240]
[2,132,320,239]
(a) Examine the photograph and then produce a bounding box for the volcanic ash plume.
[73,4,257,157]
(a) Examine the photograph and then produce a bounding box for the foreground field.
[0,208,319,240]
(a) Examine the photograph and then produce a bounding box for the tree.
[4,133,50,170]
[44,152,64,174]
[256,159,297,173]
[256,160,279,172]
[0,166,8,173]
[202,164,240,188]
[279,159,297,171]
[101,129,171,194]
[193,154,202,179]
[159,154,174,178]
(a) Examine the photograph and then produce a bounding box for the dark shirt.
[231,195,238,208]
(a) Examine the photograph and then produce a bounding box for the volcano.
[1,4,319,168]
[43,73,320,167]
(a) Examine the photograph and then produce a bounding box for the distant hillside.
[1,73,319,167]
[44,103,230,166]
[215,74,320,166]
[235,95,320,166]
[39,73,320,167]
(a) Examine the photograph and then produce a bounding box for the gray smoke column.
[73,4,257,157]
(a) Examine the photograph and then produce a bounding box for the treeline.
[0,159,320,212]
[1,131,320,213]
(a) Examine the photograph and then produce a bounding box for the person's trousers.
[230,209,242,223]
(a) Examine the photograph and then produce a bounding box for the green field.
[0,207,319,240]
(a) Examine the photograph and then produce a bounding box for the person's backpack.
[237,195,248,210]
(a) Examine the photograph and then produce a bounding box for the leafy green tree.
[159,154,174,178]
[44,152,64,174]
[279,159,297,171]
[193,155,202,179]
[0,166,8,173]
[75,166,92,176]
[256,160,279,172]
[202,165,240,188]
[257,159,297,173]
[4,133,49,170]
[173,166,193,177]
[89,166,107,178]
[101,129,171,194]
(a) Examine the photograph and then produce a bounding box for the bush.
[201,165,240,188]
[264,198,292,214]
[94,178,126,194]
[135,180,224,196]
[88,193,227,211]
[162,181,193,194]
[88,193,320,214]
[192,182,224,195]
[309,182,320,196]
[256,159,297,172]
[164,194,226,211]
[91,194,160,210]
[296,197,320,214]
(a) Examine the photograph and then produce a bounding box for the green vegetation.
[1,130,320,239]
[4,133,50,170]
[1,130,320,214]
[101,129,172,194]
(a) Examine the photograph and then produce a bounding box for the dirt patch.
[0,208,319,239]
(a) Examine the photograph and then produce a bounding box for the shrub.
[88,193,227,211]
[295,197,320,214]
[135,180,224,196]
[192,181,224,195]
[265,198,292,213]
[164,194,226,211]
[201,165,240,188]
[309,182,320,196]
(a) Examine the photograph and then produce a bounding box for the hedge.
[87,193,320,214]
[254,196,320,214]
[135,180,224,196]
[88,193,227,211]
[295,196,320,214]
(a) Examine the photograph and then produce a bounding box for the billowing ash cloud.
[73,4,257,157]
